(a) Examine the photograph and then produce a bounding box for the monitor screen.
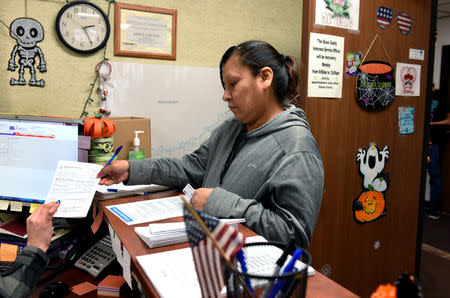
[0,114,82,205]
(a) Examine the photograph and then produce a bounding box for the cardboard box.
[109,117,151,160]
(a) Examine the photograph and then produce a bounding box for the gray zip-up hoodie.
[128,106,324,248]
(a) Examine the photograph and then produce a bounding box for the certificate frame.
[114,2,177,60]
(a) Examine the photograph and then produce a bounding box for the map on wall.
[109,62,231,158]
[315,0,360,31]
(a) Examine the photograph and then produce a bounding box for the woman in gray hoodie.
[99,40,324,248]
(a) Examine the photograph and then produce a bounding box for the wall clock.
[56,1,110,53]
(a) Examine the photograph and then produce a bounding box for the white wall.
[433,17,450,88]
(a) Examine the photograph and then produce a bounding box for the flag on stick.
[182,196,246,298]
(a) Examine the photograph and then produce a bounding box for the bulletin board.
[109,62,231,158]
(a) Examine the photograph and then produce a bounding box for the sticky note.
[10,201,22,212]
[0,201,9,211]
[29,203,40,213]
[0,243,18,262]
[70,281,97,296]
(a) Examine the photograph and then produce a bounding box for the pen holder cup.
[224,242,311,298]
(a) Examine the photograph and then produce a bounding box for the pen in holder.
[224,241,311,298]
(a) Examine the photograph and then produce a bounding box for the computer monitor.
[0,114,83,206]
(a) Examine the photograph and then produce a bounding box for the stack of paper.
[134,218,245,249]
[97,275,125,297]
[96,183,173,199]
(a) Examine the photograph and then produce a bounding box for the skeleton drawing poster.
[395,63,421,96]
[353,144,390,224]
[7,18,46,87]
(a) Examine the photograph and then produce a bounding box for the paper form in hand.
[45,160,102,218]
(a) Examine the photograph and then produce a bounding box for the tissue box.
[109,117,151,160]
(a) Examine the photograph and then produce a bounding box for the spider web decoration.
[356,62,395,111]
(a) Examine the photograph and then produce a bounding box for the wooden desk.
[98,192,358,298]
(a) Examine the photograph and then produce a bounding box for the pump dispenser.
[129,131,145,160]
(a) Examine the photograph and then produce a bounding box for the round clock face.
[56,1,110,53]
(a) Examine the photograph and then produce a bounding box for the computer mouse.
[39,281,70,298]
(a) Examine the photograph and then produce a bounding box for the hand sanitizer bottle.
[129,131,145,160]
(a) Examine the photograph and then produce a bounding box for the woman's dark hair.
[219,40,300,104]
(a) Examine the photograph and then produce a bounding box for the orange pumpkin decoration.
[84,113,116,139]
[370,284,396,298]
[353,186,385,223]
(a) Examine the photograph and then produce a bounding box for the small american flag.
[376,6,393,29]
[183,206,245,298]
[397,12,412,35]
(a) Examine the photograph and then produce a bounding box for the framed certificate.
[114,2,177,60]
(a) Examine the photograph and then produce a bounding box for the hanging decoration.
[353,143,390,224]
[79,0,113,118]
[397,12,412,35]
[376,6,393,29]
[96,60,114,116]
[356,34,395,111]
[7,17,46,87]
[376,7,412,35]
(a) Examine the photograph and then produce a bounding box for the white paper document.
[106,195,184,225]
[96,183,173,199]
[45,160,102,218]
[137,247,202,298]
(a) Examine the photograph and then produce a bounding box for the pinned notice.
[307,32,345,98]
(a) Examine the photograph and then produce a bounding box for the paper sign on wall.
[307,33,345,98]
[395,63,421,96]
[345,52,361,76]
[398,106,415,135]
[315,0,360,31]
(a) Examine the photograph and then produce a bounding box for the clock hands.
[83,27,93,45]
[68,18,94,45]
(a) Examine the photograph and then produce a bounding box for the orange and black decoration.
[353,144,390,223]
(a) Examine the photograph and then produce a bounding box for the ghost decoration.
[353,144,390,223]
[7,17,46,87]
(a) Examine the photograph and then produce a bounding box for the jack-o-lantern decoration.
[353,186,386,223]
[354,143,390,224]
[84,113,116,139]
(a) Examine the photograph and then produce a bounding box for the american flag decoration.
[376,6,393,29]
[183,206,245,298]
[397,12,412,35]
